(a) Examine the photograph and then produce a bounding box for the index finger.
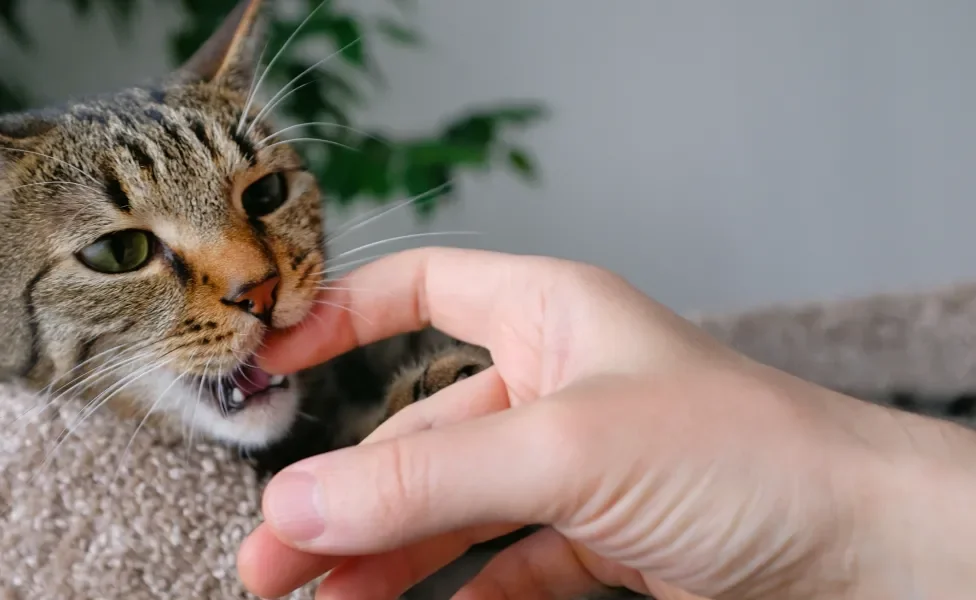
[259,247,565,374]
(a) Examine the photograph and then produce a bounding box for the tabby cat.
[0,2,639,599]
[0,0,494,452]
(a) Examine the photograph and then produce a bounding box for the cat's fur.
[0,0,494,454]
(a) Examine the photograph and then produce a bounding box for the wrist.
[852,413,976,599]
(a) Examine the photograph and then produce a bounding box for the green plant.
[0,0,546,215]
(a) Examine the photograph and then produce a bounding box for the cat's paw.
[384,344,493,418]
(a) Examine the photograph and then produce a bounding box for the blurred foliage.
[0,0,546,215]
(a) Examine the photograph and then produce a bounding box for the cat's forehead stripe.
[120,138,158,181]
[103,176,132,213]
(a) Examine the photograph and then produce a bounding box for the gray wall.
[4,0,976,314]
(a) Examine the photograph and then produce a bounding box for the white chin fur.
[135,370,300,449]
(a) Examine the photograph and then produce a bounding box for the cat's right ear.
[172,0,266,95]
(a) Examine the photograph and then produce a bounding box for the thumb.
[260,390,589,556]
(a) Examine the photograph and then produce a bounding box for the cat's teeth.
[270,375,285,386]
[231,388,245,405]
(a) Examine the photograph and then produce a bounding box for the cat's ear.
[173,0,266,94]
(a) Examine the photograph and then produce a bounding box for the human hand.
[237,248,976,600]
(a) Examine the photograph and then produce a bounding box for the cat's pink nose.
[223,273,280,325]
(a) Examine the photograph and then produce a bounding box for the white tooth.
[231,388,245,405]
[270,375,285,386]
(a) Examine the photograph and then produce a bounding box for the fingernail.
[265,470,325,542]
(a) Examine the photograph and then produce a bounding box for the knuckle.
[371,438,431,536]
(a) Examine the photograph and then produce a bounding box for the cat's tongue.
[232,364,272,397]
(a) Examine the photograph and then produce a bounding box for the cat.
[0,0,493,454]
[0,1,643,599]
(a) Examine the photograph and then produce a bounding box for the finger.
[237,522,343,598]
[362,366,510,445]
[454,527,608,600]
[459,528,705,600]
[260,389,590,555]
[258,247,567,374]
[314,524,518,600]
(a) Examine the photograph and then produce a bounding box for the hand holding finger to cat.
[241,248,976,600]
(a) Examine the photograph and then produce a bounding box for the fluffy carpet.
[4,281,976,599]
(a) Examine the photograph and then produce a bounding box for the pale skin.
[237,247,976,600]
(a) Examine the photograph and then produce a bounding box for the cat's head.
[0,0,326,448]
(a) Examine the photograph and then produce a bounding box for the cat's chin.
[138,369,302,450]
[190,383,301,449]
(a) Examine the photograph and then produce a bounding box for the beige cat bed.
[3,281,976,600]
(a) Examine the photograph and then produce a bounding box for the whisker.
[314,284,394,297]
[259,121,385,147]
[48,338,195,438]
[325,182,454,245]
[297,410,320,423]
[330,231,482,262]
[0,148,100,184]
[312,284,395,303]
[177,350,200,448]
[312,298,374,325]
[247,80,317,132]
[0,180,104,197]
[112,370,187,485]
[44,339,160,399]
[41,341,140,394]
[245,36,363,137]
[16,341,146,424]
[237,40,271,133]
[313,252,399,276]
[186,358,212,457]
[65,356,170,431]
[45,349,161,404]
[18,348,164,426]
[238,0,330,134]
[33,358,174,482]
[262,137,356,152]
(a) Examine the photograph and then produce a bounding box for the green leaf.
[443,116,496,147]
[477,103,548,126]
[507,147,538,182]
[67,0,94,16]
[0,0,32,48]
[356,135,395,198]
[405,140,488,167]
[0,0,548,218]
[376,17,422,46]
[0,79,28,112]
[325,15,366,67]
[106,0,140,41]
[403,164,453,216]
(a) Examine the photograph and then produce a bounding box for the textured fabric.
[4,281,976,599]
[0,382,315,600]
[696,281,976,403]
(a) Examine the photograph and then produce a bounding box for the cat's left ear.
[173,0,266,94]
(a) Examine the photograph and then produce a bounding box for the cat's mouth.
[203,361,290,415]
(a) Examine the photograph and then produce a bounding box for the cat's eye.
[77,230,154,274]
[241,172,288,218]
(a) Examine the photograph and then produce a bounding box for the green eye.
[77,230,154,274]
